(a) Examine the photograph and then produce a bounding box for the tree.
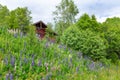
[61,25,107,60]
[76,13,100,32]
[46,22,55,38]
[53,0,79,36]
[7,7,31,33]
[0,4,9,25]
[102,17,120,62]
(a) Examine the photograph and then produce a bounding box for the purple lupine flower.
[14,33,17,38]
[31,59,35,66]
[76,67,79,73]
[99,62,103,68]
[63,45,67,50]
[65,58,68,63]
[6,73,9,80]
[10,56,15,66]
[58,45,62,49]
[24,57,27,64]
[20,50,23,56]
[20,60,22,67]
[69,49,72,54]
[70,58,72,63]
[88,61,95,70]
[45,73,52,80]
[31,54,35,58]
[4,57,8,65]
[95,62,104,69]
[84,55,91,60]
[20,32,23,38]
[24,42,26,48]
[78,52,83,59]
[38,59,42,66]
[9,73,13,80]
[45,42,49,48]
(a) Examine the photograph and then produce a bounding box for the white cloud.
[0,0,120,23]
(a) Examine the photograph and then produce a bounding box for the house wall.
[36,28,46,39]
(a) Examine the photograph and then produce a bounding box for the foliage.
[46,22,55,38]
[0,4,9,26]
[7,7,31,34]
[0,23,120,80]
[104,27,120,61]
[61,25,107,60]
[103,17,120,28]
[53,0,79,37]
[76,13,101,32]
[101,17,120,62]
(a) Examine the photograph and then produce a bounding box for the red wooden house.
[33,21,57,40]
[33,21,47,39]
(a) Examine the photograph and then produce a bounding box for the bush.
[105,27,120,61]
[61,25,108,60]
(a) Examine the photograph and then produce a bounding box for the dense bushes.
[104,27,120,62]
[61,14,120,63]
[76,13,100,32]
[61,25,108,60]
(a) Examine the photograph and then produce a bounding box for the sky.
[0,0,120,24]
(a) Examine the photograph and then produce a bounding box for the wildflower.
[96,62,104,69]
[24,42,26,48]
[45,73,52,80]
[6,73,9,80]
[38,59,42,66]
[20,50,23,56]
[88,61,95,70]
[45,42,49,48]
[10,56,15,67]
[24,57,28,64]
[58,45,62,49]
[20,60,22,67]
[84,55,91,60]
[78,52,83,59]
[63,45,67,50]
[31,54,35,59]
[14,33,17,38]
[69,49,72,54]
[9,73,13,80]
[31,58,35,66]
[4,57,8,65]
[99,62,103,68]
[76,67,79,73]
[20,32,23,38]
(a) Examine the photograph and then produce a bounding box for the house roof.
[33,20,58,36]
[33,20,47,28]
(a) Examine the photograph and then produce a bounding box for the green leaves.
[6,7,31,34]
[61,26,107,60]
[76,13,100,32]
[53,0,79,38]
[0,4,9,25]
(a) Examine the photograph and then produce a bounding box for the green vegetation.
[53,0,79,42]
[0,25,120,80]
[0,0,120,79]
[61,26,107,61]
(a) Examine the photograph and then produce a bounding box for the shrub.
[61,25,108,60]
[105,27,120,61]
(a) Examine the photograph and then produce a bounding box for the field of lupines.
[0,26,120,80]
